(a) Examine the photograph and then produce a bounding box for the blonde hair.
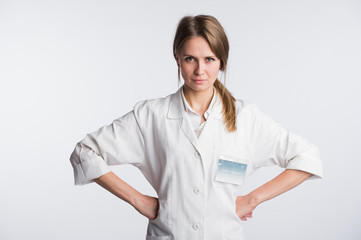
[173,15,236,132]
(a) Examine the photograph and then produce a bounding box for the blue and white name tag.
[215,156,247,185]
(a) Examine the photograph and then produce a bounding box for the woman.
[70,15,323,240]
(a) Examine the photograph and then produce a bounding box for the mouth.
[192,79,207,84]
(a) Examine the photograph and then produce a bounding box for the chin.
[185,83,213,93]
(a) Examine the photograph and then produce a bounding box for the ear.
[219,61,224,71]
[174,52,181,68]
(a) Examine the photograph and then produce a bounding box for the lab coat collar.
[167,85,223,120]
[167,85,223,156]
[181,87,217,120]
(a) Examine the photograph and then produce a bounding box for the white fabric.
[181,87,216,138]
[70,86,323,240]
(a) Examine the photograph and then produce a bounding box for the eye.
[185,56,195,62]
[206,57,215,62]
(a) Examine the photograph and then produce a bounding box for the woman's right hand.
[94,172,159,220]
[134,194,159,220]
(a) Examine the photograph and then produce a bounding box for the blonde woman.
[70,15,323,240]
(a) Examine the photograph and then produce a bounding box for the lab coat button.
[193,188,200,194]
[194,151,201,158]
[192,224,199,230]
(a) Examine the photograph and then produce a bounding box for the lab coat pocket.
[216,182,245,239]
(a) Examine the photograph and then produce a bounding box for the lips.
[192,79,207,84]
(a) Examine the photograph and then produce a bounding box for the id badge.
[215,156,247,185]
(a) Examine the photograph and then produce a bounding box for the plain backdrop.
[0,0,360,239]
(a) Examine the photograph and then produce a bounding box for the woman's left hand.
[235,195,257,221]
[235,170,312,221]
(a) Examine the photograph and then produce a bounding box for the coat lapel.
[180,117,199,151]
[197,92,223,147]
[167,86,200,152]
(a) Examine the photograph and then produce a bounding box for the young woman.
[70,15,323,240]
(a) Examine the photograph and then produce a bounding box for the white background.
[0,0,360,239]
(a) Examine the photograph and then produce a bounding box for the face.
[176,36,221,95]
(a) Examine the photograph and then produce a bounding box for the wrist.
[129,190,144,209]
[246,192,262,208]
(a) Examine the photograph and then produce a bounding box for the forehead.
[181,36,215,56]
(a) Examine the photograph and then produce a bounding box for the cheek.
[209,66,220,77]
[180,64,193,76]
[179,67,189,81]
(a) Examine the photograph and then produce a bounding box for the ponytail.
[214,79,237,132]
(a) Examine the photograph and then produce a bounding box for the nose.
[194,61,205,75]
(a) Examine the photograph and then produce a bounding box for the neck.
[183,85,214,115]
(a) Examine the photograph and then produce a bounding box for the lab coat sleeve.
[245,103,323,179]
[70,110,147,185]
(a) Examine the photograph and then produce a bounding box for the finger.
[245,213,253,218]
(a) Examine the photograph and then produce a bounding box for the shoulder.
[133,92,175,118]
[235,98,259,116]
[234,98,283,132]
[234,98,276,125]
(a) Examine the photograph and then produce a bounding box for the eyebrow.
[183,54,217,58]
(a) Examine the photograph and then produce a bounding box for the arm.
[94,171,159,220]
[236,169,312,221]
[236,104,323,220]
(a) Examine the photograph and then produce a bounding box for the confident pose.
[70,15,323,240]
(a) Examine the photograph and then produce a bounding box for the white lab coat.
[70,86,323,240]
